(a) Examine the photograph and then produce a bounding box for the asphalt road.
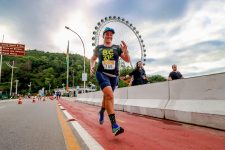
[0,99,67,150]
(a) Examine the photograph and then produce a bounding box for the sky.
[0,0,225,78]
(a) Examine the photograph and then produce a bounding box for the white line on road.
[59,105,104,150]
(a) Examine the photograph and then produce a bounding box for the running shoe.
[112,123,124,136]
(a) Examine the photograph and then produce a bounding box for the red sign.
[0,42,25,56]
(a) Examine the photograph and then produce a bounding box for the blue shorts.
[96,71,118,91]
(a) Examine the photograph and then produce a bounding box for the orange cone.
[18,96,22,104]
[32,97,36,103]
[50,96,54,100]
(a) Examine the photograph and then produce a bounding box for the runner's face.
[103,31,113,43]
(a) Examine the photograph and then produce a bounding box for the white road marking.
[59,105,104,150]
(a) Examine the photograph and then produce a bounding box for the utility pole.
[28,82,32,95]
[0,34,4,83]
[49,83,51,93]
[15,80,19,96]
[6,61,16,97]
[72,70,74,88]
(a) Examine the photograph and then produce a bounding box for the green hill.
[0,50,95,96]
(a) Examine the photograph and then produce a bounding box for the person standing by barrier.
[59,91,61,100]
[56,90,60,100]
[168,64,184,80]
[37,90,42,100]
[90,27,130,136]
[40,87,45,101]
[129,61,147,86]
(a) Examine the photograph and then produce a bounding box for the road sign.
[82,73,87,81]
[0,42,25,56]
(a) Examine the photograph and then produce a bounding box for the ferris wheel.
[91,16,147,68]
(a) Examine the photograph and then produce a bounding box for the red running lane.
[59,100,225,150]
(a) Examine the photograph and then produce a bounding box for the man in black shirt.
[168,64,184,80]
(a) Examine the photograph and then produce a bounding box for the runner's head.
[103,27,115,45]
[103,27,115,37]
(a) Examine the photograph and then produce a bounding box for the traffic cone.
[18,96,22,104]
[50,96,54,100]
[32,97,36,103]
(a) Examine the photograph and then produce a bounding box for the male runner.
[90,27,130,136]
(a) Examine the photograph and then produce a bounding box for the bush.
[118,79,128,88]
[119,67,132,76]
[148,75,166,83]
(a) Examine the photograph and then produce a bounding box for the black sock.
[99,107,105,114]
[109,114,116,126]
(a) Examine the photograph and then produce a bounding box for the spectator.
[129,61,147,86]
[40,87,45,101]
[168,64,184,80]
[56,90,60,100]
[59,91,61,99]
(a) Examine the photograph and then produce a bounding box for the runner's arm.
[90,55,97,76]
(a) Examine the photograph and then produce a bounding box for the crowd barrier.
[73,72,225,130]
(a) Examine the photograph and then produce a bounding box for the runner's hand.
[90,67,95,77]
[120,41,128,54]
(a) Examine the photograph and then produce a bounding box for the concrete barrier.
[165,73,225,130]
[0,99,18,103]
[71,72,225,130]
[77,88,128,110]
[124,82,169,118]
[91,91,102,106]
[76,92,94,104]
[114,87,128,111]
[61,97,75,101]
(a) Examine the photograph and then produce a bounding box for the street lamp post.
[65,26,87,93]
[66,40,69,92]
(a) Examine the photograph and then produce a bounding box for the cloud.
[139,0,225,77]
[94,0,189,22]
[0,0,78,50]
[147,39,225,77]
[0,0,225,78]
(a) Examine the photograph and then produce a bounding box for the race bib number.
[102,60,115,70]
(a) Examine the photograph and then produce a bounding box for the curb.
[58,103,104,150]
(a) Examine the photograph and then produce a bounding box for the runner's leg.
[102,86,124,136]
